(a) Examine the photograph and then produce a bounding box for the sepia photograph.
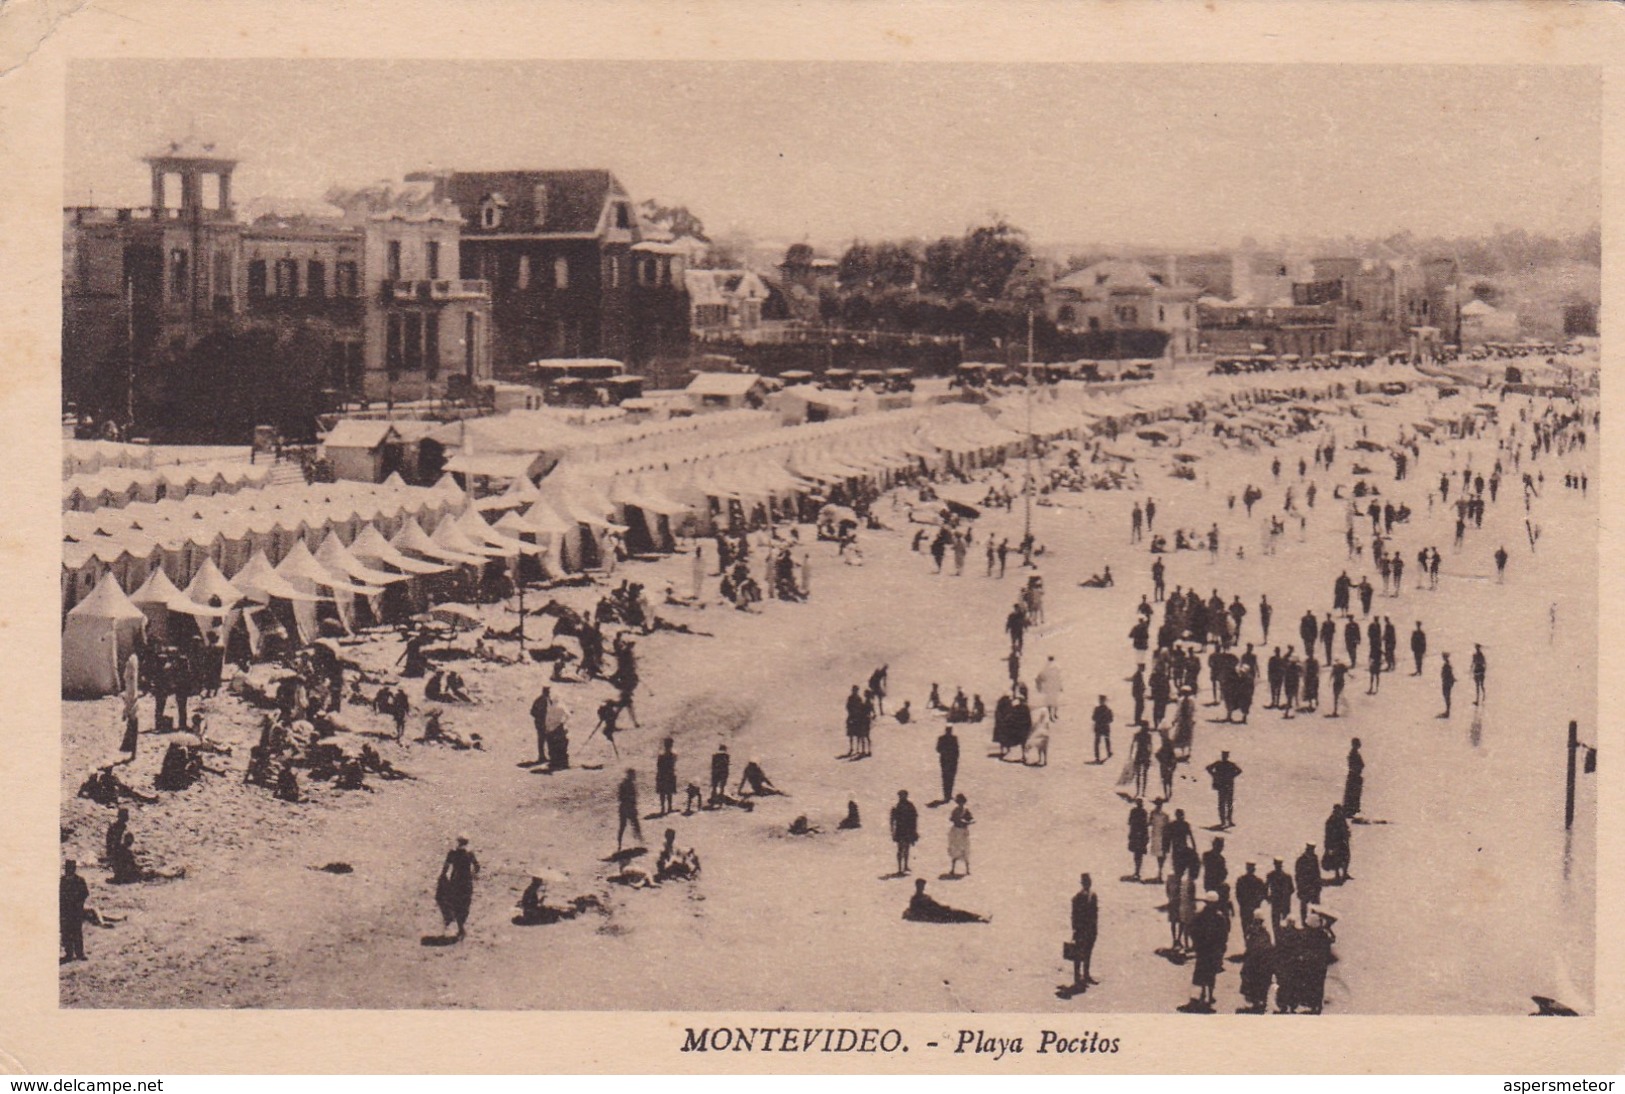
[50,57,1602,1021]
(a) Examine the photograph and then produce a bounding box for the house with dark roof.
[422,169,689,375]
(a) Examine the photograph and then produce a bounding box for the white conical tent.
[234,549,326,603]
[315,532,410,586]
[129,566,188,641]
[352,524,449,575]
[457,507,540,555]
[62,573,147,696]
[433,513,509,558]
[276,540,381,596]
[394,517,483,565]
[521,501,574,536]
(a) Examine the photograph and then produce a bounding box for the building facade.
[435,169,689,376]
[63,139,493,425]
[1044,259,1199,358]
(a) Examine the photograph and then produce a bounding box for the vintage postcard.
[1,0,1621,1076]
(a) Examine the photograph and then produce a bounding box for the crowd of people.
[62,366,1596,1018]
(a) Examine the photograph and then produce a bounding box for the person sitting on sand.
[77,767,158,806]
[109,831,183,884]
[902,878,989,924]
[928,684,945,711]
[893,701,912,725]
[443,670,471,702]
[1080,567,1114,588]
[736,759,783,798]
[654,829,701,881]
[970,694,986,723]
[948,688,970,724]
[837,799,862,829]
[420,709,482,750]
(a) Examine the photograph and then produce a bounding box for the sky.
[65,61,1601,253]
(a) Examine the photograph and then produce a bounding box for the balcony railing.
[384,279,490,302]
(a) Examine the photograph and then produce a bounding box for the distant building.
[434,169,690,374]
[63,138,494,417]
[1458,299,1520,345]
[685,269,770,332]
[1194,254,1462,358]
[1044,259,1199,358]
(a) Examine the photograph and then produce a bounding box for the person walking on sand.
[1440,653,1456,718]
[616,769,644,852]
[947,794,974,877]
[1127,798,1150,879]
[1070,873,1100,989]
[1091,695,1114,763]
[890,790,920,875]
[936,724,960,804]
[1206,751,1242,829]
[435,836,479,941]
[655,738,678,816]
[1344,738,1365,817]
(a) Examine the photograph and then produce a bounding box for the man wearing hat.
[1069,873,1099,989]
[708,742,731,806]
[1235,860,1266,924]
[1090,695,1114,763]
[1294,842,1324,921]
[61,859,89,962]
[1264,857,1294,933]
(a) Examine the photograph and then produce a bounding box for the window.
[387,240,402,282]
[641,257,657,286]
[1057,305,1076,324]
[518,254,531,290]
[465,313,476,377]
[532,184,549,228]
[554,256,569,289]
[169,248,189,298]
[614,202,631,229]
[386,315,403,378]
[201,173,221,211]
[426,241,440,281]
[404,313,423,372]
[424,312,440,380]
[247,259,267,299]
[212,250,232,308]
[480,195,506,230]
[274,258,298,297]
[1088,316,1101,332]
[1157,306,1166,323]
[335,261,358,297]
[162,173,183,211]
[307,260,326,298]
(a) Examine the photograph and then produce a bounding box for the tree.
[783,242,816,270]
[922,236,966,297]
[838,242,877,290]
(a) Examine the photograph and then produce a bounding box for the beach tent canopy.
[350,524,448,575]
[315,532,411,586]
[62,573,147,696]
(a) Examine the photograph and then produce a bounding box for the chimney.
[405,169,453,202]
